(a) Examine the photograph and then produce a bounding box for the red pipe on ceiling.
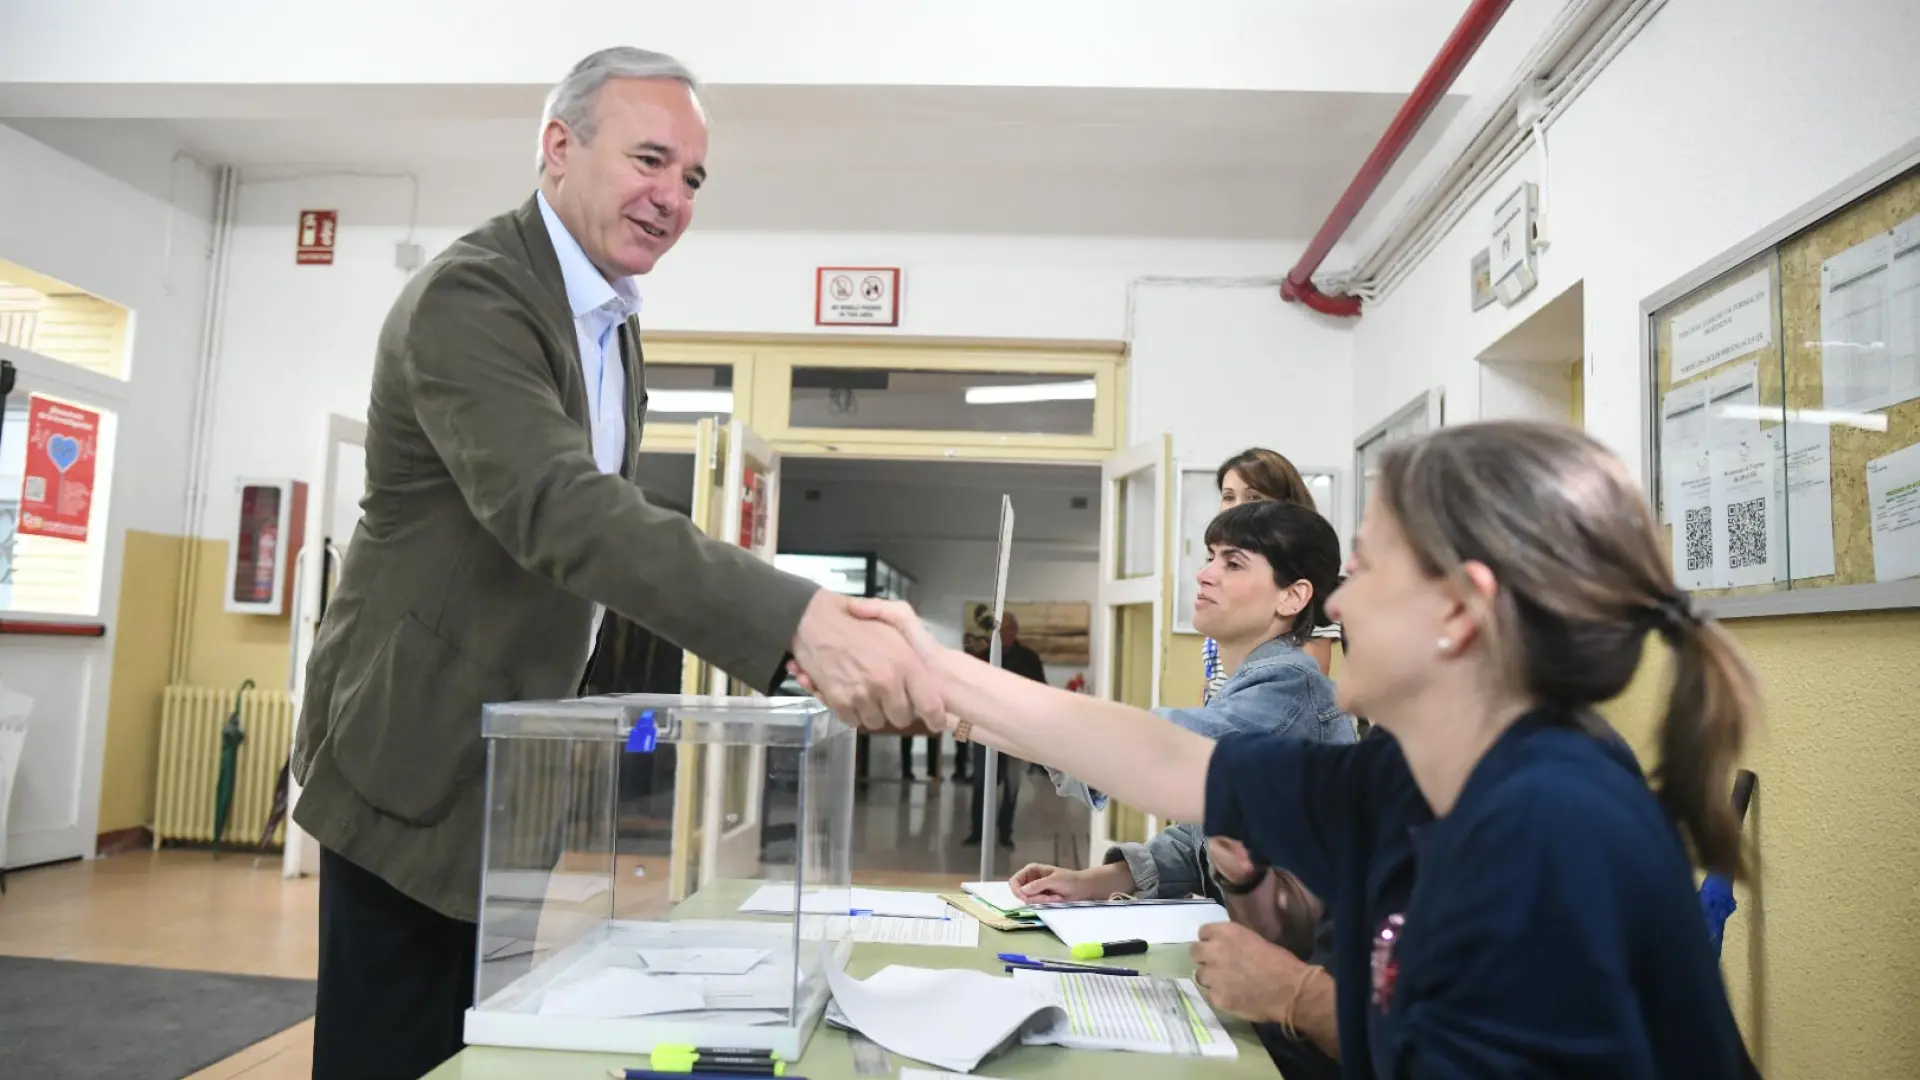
[1280,0,1517,318]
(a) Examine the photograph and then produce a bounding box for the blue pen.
[998,953,1139,976]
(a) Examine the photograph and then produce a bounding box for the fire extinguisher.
[255,520,277,600]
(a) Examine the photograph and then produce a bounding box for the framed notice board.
[1643,139,1920,617]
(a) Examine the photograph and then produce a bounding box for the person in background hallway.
[830,420,1761,1079]
[291,47,939,1080]
[963,613,1045,848]
[1205,448,1339,693]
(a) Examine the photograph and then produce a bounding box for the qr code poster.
[1710,445,1779,590]
[1670,449,1717,591]
[20,394,102,543]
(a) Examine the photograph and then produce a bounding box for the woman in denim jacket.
[1035,499,1356,820]
[1014,499,1353,1076]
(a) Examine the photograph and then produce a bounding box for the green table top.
[427,881,1275,1080]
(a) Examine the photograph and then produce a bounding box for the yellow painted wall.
[1600,610,1920,1079]
[96,530,182,834]
[183,537,294,690]
[1164,633,1208,710]
[96,534,294,837]
[1569,358,1585,429]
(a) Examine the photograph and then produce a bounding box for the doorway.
[770,456,1102,882]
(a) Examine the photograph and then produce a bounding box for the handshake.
[787,590,951,731]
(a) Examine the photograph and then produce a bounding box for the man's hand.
[1190,921,1306,1023]
[1009,861,1133,904]
[790,591,943,730]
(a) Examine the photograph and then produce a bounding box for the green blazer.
[291,196,817,922]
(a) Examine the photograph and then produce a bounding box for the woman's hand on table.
[1009,861,1134,904]
[1189,921,1307,1023]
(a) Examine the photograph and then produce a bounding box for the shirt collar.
[536,190,642,321]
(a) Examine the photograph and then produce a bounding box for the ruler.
[846,1029,892,1076]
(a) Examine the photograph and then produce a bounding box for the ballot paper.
[800,913,981,948]
[535,967,707,1019]
[739,884,952,920]
[636,948,771,975]
[1034,901,1229,948]
[1013,970,1237,1059]
[961,881,1028,914]
[825,964,1064,1074]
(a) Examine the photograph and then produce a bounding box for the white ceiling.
[6,84,1464,238]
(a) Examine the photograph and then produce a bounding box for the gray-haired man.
[293,48,940,1080]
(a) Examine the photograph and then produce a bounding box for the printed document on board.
[1762,424,1836,581]
[1867,441,1920,583]
[1661,381,1710,523]
[1671,265,1773,381]
[1820,212,1920,415]
[1670,446,1717,591]
[1710,441,1777,589]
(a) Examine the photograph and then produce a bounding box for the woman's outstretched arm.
[851,600,1213,823]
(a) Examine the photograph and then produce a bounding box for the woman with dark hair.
[1017,499,1355,1077]
[1206,448,1341,693]
[827,421,1759,1078]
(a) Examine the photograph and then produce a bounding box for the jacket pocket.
[328,614,514,827]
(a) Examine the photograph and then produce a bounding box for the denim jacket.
[1048,636,1357,898]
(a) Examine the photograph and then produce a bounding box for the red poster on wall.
[20,395,101,542]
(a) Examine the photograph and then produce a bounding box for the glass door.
[701,420,781,885]
[1087,434,1173,860]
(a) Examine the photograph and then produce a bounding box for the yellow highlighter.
[1070,938,1150,961]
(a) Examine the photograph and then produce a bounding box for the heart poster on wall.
[20,394,101,543]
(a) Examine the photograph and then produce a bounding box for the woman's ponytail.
[1651,609,1761,879]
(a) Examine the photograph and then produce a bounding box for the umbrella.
[212,678,255,859]
[252,759,292,869]
[1699,769,1757,955]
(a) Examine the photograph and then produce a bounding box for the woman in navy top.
[828,421,1761,1078]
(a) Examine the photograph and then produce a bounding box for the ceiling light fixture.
[964,380,1097,405]
[648,390,734,414]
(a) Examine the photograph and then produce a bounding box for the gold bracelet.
[1278,964,1324,1040]
[953,719,973,743]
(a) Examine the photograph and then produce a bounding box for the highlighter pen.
[610,1060,798,1068]
[613,1071,801,1080]
[1071,938,1149,960]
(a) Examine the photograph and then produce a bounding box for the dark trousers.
[966,744,1020,842]
[901,734,941,778]
[314,847,477,1080]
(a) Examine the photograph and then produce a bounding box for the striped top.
[1204,624,1341,703]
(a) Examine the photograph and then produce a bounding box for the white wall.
[0,123,217,537]
[199,171,1356,534]
[1350,0,1920,483]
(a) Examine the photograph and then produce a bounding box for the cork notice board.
[1649,163,1920,607]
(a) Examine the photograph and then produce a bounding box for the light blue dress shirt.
[536,191,640,476]
[536,191,641,652]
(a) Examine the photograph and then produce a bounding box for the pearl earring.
[1436,637,1453,654]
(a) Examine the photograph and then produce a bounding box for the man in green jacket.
[291,46,939,1080]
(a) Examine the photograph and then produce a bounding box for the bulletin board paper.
[1650,164,1920,606]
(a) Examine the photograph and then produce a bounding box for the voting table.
[424,882,1276,1080]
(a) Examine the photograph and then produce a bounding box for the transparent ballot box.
[464,694,855,1058]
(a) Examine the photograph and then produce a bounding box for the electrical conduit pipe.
[1280,0,1516,318]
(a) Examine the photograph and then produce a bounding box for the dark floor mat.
[0,955,315,1080]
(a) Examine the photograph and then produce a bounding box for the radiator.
[153,685,296,848]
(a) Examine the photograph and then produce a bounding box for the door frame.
[1088,433,1174,860]
[0,342,132,867]
[283,412,367,878]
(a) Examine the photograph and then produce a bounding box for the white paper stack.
[824,964,1064,1074]
[1033,902,1229,948]
[1013,970,1237,1059]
